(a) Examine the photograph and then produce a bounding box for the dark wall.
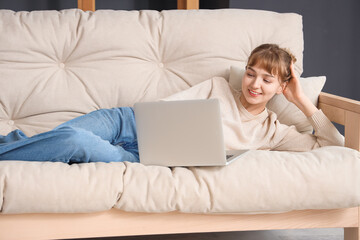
[0,0,75,11]
[0,0,358,100]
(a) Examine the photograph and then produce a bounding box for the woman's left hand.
[282,63,318,117]
[282,63,305,104]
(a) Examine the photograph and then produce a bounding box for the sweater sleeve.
[271,109,344,151]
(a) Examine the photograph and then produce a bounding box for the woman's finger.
[290,63,297,78]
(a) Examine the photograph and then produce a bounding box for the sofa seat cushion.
[0,146,359,214]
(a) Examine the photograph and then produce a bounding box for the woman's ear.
[276,82,287,95]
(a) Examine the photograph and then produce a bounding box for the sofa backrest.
[0,9,303,136]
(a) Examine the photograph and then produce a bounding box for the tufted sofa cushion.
[0,9,303,137]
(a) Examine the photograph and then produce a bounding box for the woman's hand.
[282,63,318,117]
[282,63,304,104]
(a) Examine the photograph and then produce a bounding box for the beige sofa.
[0,6,360,240]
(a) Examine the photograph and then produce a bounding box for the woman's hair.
[246,43,297,83]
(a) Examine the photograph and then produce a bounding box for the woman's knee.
[55,126,96,148]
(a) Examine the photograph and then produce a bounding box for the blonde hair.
[247,44,297,83]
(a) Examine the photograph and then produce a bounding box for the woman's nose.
[250,77,261,88]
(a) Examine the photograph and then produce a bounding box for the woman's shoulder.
[210,76,237,95]
[212,76,231,87]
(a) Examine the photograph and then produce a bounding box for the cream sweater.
[162,77,344,151]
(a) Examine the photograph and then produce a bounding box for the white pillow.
[228,65,326,133]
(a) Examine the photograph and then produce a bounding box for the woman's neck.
[239,94,266,116]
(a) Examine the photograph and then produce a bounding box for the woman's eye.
[263,79,270,83]
[247,73,254,77]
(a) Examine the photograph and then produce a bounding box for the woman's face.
[240,64,284,115]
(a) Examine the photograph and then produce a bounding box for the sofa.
[0,7,360,240]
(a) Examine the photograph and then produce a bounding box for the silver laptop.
[133,99,248,167]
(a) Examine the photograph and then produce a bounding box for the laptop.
[133,99,249,167]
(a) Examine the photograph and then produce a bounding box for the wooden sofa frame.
[0,0,359,239]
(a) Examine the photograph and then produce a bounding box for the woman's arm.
[270,109,344,151]
[271,64,344,151]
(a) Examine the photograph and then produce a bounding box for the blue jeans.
[0,107,139,163]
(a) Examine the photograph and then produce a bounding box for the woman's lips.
[248,89,261,97]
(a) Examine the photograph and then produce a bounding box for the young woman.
[231,43,344,151]
[0,44,344,163]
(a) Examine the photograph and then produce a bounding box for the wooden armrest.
[318,92,360,150]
